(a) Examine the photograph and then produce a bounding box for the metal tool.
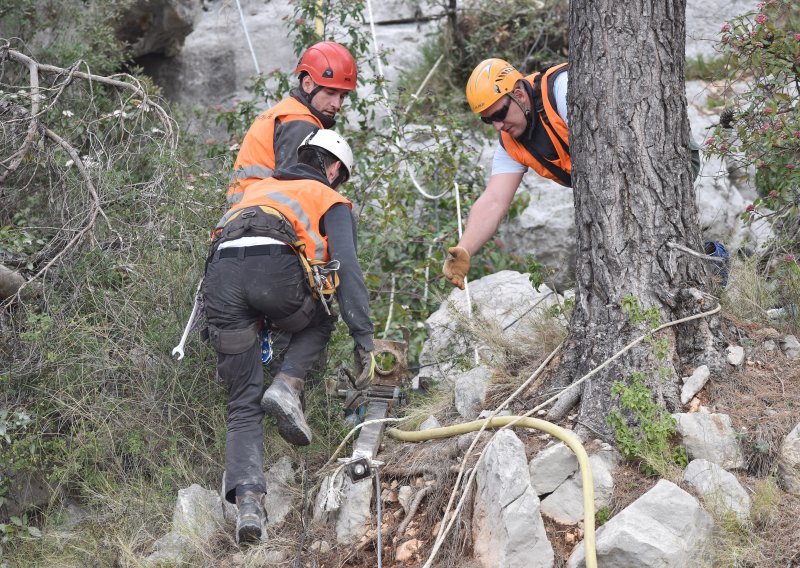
[172,278,204,360]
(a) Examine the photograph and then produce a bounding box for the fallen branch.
[396,485,432,537]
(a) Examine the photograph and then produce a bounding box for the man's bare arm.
[457,172,524,255]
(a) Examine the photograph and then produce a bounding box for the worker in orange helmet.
[226,41,357,208]
[443,58,700,290]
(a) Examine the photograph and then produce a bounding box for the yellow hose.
[387,416,598,568]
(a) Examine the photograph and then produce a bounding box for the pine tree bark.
[547,0,724,438]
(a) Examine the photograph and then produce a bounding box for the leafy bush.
[704,7,799,220]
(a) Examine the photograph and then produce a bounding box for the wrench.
[172,278,204,361]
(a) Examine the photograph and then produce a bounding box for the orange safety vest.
[226,97,324,205]
[228,177,351,262]
[501,63,571,187]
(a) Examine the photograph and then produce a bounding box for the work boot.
[235,490,267,544]
[261,373,312,446]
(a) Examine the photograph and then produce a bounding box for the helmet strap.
[508,90,531,121]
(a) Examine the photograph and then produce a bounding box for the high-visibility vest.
[226,97,324,205]
[501,63,571,187]
[229,177,351,262]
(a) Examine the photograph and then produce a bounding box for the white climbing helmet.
[298,129,355,182]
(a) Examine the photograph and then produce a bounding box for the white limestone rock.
[567,480,715,568]
[682,459,751,523]
[473,430,554,568]
[529,441,579,496]
[674,412,745,469]
[778,423,800,495]
[681,365,711,405]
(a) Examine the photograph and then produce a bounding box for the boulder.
[681,365,711,405]
[529,441,579,496]
[454,366,492,419]
[567,480,715,567]
[674,412,745,469]
[682,459,751,523]
[726,345,745,367]
[473,430,554,568]
[264,456,295,527]
[781,335,800,360]
[540,454,614,525]
[778,423,800,495]
[415,270,561,386]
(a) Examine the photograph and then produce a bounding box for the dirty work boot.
[261,373,312,446]
[235,490,266,544]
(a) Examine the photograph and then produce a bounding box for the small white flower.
[112,109,122,117]
[62,110,74,117]
[187,184,195,190]
[65,159,74,168]
[151,127,163,134]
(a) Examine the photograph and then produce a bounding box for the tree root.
[545,383,581,421]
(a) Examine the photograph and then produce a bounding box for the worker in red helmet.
[226,41,357,207]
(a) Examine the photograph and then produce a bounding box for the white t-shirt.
[490,71,569,176]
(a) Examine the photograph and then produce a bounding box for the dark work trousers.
[203,250,337,502]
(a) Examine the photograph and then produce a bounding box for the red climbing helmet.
[295,41,357,91]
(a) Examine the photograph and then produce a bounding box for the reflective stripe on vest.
[232,165,274,180]
[266,191,326,259]
[221,177,351,261]
[226,97,323,204]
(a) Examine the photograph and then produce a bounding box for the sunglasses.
[480,96,512,125]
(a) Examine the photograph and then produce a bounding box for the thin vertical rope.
[234,0,261,74]
[454,182,480,365]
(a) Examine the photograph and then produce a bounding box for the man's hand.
[442,246,470,290]
[353,346,375,389]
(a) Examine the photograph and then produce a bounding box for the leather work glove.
[353,346,376,390]
[442,246,470,290]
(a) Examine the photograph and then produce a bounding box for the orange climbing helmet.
[465,58,523,113]
[295,41,357,91]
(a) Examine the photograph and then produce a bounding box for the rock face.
[567,480,715,568]
[779,423,800,495]
[499,176,576,290]
[473,430,554,568]
[117,0,202,58]
[674,412,745,469]
[682,459,751,523]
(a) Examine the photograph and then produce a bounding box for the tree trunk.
[547,0,724,439]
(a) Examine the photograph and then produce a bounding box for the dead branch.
[0,44,178,187]
[0,46,41,185]
[7,125,104,304]
[396,485,432,537]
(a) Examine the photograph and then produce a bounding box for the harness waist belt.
[217,244,294,258]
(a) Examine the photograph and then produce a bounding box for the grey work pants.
[203,251,336,502]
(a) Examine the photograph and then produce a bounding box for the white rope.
[234,0,261,75]
[403,54,445,115]
[382,273,396,338]
[454,181,480,365]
